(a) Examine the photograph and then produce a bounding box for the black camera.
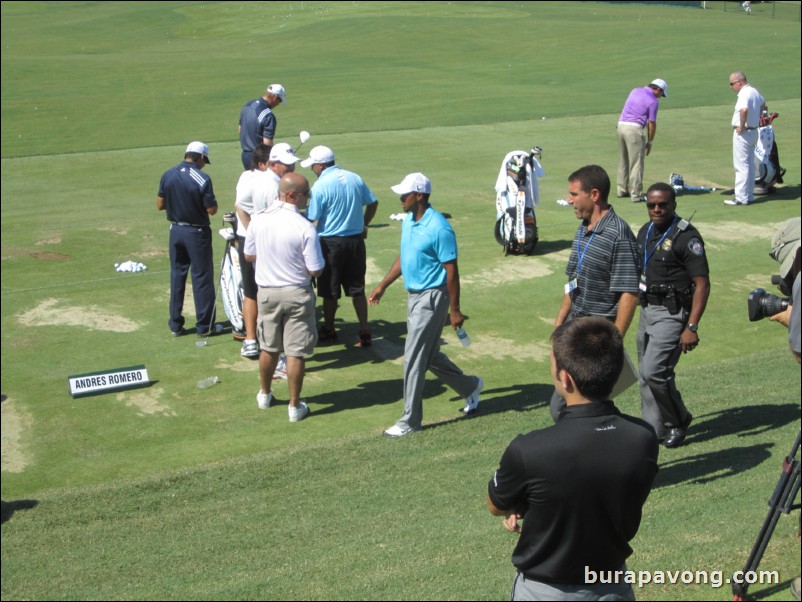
[747,288,790,322]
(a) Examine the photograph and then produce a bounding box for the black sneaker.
[317,326,338,344]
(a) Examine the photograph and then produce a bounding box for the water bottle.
[456,327,471,347]
[197,376,220,390]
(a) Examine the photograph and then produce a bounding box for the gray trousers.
[636,304,692,439]
[397,286,478,430]
[511,571,636,601]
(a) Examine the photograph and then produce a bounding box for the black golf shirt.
[488,401,658,584]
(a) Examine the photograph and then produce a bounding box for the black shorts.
[317,235,366,300]
[237,235,258,299]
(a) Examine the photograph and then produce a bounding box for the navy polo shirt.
[488,401,658,584]
[158,161,217,226]
[239,97,276,151]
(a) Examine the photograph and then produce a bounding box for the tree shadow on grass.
[1,499,39,524]
[532,238,574,256]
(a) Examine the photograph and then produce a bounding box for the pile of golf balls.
[115,261,148,273]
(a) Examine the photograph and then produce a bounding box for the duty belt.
[645,293,668,306]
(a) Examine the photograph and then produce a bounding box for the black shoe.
[317,326,338,344]
[171,327,186,337]
[663,427,687,448]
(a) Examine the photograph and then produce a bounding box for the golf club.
[295,130,311,155]
[196,259,225,348]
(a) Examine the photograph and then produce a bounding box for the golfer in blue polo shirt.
[368,173,482,437]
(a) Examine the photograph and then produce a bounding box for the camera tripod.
[732,430,800,601]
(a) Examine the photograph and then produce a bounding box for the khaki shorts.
[257,285,317,357]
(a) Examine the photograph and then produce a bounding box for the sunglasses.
[646,202,672,210]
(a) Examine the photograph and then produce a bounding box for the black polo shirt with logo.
[488,401,658,584]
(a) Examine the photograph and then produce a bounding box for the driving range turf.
[2,2,801,600]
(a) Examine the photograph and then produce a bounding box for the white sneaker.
[240,340,260,358]
[724,199,751,206]
[383,424,416,437]
[288,401,309,422]
[461,377,483,415]
[257,390,272,410]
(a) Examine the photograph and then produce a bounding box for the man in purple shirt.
[617,79,668,202]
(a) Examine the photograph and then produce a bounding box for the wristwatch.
[687,323,698,333]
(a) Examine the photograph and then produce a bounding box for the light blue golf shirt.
[400,207,458,291]
[307,165,377,237]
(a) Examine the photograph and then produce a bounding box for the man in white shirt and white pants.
[725,71,766,206]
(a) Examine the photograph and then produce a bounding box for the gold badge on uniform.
[662,239,673,252]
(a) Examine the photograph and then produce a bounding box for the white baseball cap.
[391,173,431,195]
[651,78,669,98]
[185,141,211,163]
[266,83,287,103]
[300,145,335,168]
[269,142,301,165]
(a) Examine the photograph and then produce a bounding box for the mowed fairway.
[2,1,801,600]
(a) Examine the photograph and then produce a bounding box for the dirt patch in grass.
[31,252,70,261]
[35,236,62,245]
[451,333,551,363]
[117,387,177,417]
[1,398,33,473]
[463,257,557,287]
[695,221,778,247]
[17,298,141,333]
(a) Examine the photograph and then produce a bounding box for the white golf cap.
[185,141,211,163]
[651,78,669,98]
[300,145,335,168]
[269,142,301,165]
[266,83,287,103]
[391,173,431,195]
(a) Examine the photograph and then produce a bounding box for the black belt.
[172,221,209,228]
[733,126,756,131]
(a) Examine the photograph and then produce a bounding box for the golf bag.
[218,213,245,336]
[754,111,785,195]
[494,148,543,256]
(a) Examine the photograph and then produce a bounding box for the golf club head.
[196,340,208,348]
[295,130,311,154]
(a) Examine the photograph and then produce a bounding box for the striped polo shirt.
[565,206,640,318]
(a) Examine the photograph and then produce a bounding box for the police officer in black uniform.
[157,141,219,336]
[636,182,710,448]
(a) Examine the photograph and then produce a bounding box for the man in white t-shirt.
[244,173,324,423]
[234,143,301,357]
[725,72,765,206]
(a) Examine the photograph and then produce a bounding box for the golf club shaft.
[198,239,227,345]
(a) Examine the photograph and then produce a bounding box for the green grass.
[2,1,801,600]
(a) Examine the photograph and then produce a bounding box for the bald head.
[279,172,311,209]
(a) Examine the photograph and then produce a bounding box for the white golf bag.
[218,214,245,335]
[754,112,785,195]
[494,148,543,255]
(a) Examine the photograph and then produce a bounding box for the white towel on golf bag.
[494,150,544,208]
[115,260,147,272]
